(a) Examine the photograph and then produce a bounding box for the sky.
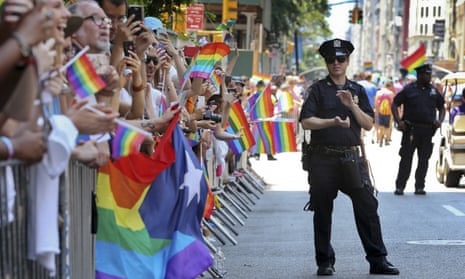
[327,1,354,38]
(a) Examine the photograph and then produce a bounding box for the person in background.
[299,38,399,276]
[391,64,445,195]
[358,72,378,144]
[374,80,395,146]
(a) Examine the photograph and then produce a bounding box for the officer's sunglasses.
[325,56,347,64]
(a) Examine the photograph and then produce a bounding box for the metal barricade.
[0,160,97,279]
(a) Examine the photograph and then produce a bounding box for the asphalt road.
[206,129,465,279]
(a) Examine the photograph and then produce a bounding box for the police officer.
[299,39,399,276]
[391,64,445,195]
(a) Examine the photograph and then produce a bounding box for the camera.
[203,109,222,123]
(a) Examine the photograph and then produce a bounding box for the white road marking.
[442,205,465,216]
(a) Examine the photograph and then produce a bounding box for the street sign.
[186,4,204,31]
[433,19,445,39]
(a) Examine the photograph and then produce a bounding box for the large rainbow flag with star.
[400,43,426,73]
[96,114,213,279]
[65,52,106,99]
[225,100,256,155]
[190,43,230,80]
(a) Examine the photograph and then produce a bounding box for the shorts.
[377,114,391,128]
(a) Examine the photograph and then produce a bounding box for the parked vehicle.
[436,72,465,187]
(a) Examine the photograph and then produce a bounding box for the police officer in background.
[299,39,399,276]
[391,64,445,195]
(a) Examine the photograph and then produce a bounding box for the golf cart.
[436,72,465,187]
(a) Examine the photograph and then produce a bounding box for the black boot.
[267,154,277,161]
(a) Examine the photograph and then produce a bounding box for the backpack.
[378,93,391,115]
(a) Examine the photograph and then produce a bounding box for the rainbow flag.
[250,120,297,154]
[363,61,373,72]
[251,73,272,84]
[96,114,213,279]
[225,101,256,155]
[277,90,293,113]
[210,70,222,91]
[190,43,230,80]
[202,167,214,220]
[272,120,297,153]
[250,121,275,154]
[401,43,426,73]
[249,84,275,120]
[66,53,106,99]
[111,120,151,160]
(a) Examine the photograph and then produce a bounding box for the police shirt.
[393,82,444,125]
[299,76,374,146]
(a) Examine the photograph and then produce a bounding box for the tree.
[270,0,331,38]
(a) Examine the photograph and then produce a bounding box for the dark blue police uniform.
[300,76,390,269]
[393,78,444,192]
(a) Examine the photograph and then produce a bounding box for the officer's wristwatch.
[12,32,31,58]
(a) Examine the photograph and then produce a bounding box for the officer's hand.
[397,120,407,131]
[334,116,350,128]
[336,90,355,109]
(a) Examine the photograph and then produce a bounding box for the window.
[433,6,436,17]
[425,24,428,35]
[421,7,424,17]
[426,7,429,17]
[420,24,423,34]
[438,6,441,17]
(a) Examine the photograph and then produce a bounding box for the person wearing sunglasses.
[299,39,399,276]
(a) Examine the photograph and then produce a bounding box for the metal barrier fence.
[0,160,96,279]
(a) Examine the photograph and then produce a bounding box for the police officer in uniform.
[391,64,445,195]
[299,39,399,276]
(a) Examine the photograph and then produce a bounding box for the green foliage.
[128,0,194,28]
[270,0,331,38]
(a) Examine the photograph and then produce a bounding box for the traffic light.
[348,9,354,24]
[222,0,238,23]
[356,8,363,24]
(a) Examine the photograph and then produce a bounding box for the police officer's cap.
[414,63,432,74]
[318,39,354,58]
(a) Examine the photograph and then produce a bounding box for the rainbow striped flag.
[401,43,426,73]
[225,100,256,155]
[250,121,275,154]
[363,61,373,72]
[96,114,213,279]
[272,120,297,153]
[202,167,214,220]
[111,120,151,160]
[190,43,230,80]
[251,73,272,84]
[249,84,275,120]
[66,53,106,99]
[210,70,222,91]
[250,120,297,154]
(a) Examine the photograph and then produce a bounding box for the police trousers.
[395,126,434,190]
[307,150,388,267]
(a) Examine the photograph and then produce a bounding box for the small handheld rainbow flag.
[251,73,272,84]
[111,120,152,160]
[226,100,256,154]
[401,43,426,73]
[65,51,106,99]
[249,84,275,120]
[363,61,373,72]
[190,43,230,80]
[210,69,222,91]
